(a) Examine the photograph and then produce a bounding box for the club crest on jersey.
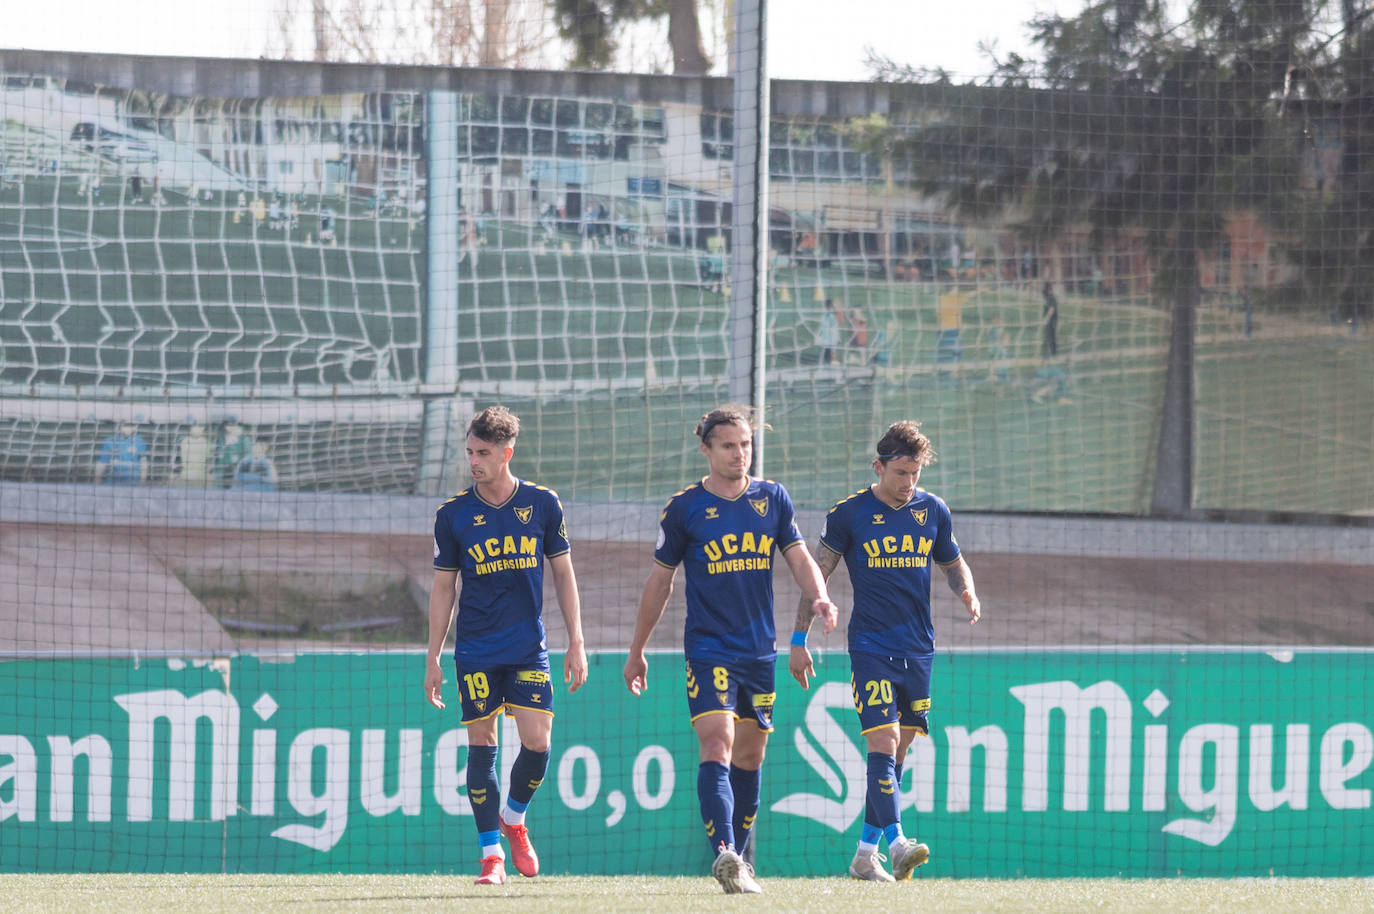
[705,506,720,519]
[749,497,769,517]
[911,507,928,525]
[472,514,487,526]
[514,505,533,524]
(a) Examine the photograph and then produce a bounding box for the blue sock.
[467,744,501,851]
[729,764,761,855]
[867,752,900,837]
[507,746,551,808]
[697,761,735,853]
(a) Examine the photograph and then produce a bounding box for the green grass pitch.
[2,874,1371,913]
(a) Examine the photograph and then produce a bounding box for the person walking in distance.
[425,406,589,885]
[1041,282,1060,358]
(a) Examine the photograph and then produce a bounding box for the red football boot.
[500,821,540,877]
[475,854,506,885]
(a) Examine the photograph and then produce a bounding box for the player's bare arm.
[624,562,676,695]
[424,569,459,708]
[549,552,588,692]
[789,544,841,689]
[783,542,839,633]
[940,555,982,625]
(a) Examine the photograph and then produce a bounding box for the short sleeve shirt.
[820,487,961,657]
[433,479,570,666]
[654,477,805,663]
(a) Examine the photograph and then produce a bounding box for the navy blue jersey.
[433,479,571,666]
[819,487,961,657]
[654,477,805,663]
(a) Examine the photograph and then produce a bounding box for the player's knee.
[865,728,900,757]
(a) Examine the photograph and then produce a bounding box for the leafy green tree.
[868,1,1323,514]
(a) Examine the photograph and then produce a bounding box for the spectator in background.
[848,308,870,360]
[214,420,253,488]
[985,324,1010,384]
[459,208,479,265]
[1041,282,1060,359]
[96,420,147,485]
[538,202,557,242]
[818,299,841,365]
[233,442,279,492]
[319,205,336,244]
[871,317,900,368]
[171,423,213,488]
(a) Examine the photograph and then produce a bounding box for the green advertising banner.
[0,650,1370,876]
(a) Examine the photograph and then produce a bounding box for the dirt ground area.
[3,523,1372,654]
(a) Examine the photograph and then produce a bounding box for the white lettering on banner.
[1010,680,1133,812]
[360,729,423,817]
[114,689,239,822]
[252,729,277,816]
[4,678,1372,855]
[632,746,675,811]
[433,728,471,816]
[47,735,113,823]
[558,745,601,813]
[271,728,349,851]
[1249,724,1309,811]
[1142,723,1169,811]
[906,733,936,813]
[767,679,1372,847]
[1321,724,1374,809]
[944,726,1008,813]
[0,736,37,822]
[1163,723,1240,846]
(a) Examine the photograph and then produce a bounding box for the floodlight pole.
[728,0,769,477]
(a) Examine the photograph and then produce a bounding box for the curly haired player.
[790,420,981,881]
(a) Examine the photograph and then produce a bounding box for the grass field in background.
[5,182,1372,514]
[3,874,1371,913]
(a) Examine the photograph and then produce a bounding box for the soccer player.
[624,404,838,895]
[424,406,589,885]
[789,420,981,882]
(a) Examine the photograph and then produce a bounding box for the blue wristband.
[790,631,808,647]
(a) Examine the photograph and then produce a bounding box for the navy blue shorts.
[849,651,932,736]
[453,657,554,724]
[685,655,777,732]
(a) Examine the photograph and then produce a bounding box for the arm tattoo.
[794,543,839,630]
[944,558,974,596]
